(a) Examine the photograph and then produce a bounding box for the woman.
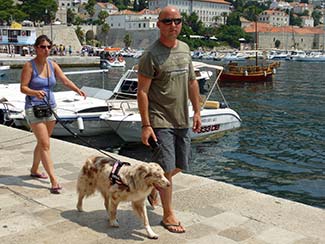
[20,35,86,194]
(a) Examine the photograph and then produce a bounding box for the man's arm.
[137,73,156,145]
[188,79,202,132]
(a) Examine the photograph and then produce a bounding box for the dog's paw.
[76,205,83,212]
[109,219,119,228]
[146,227,158,239]
[148,233,159,239]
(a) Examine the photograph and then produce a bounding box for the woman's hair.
[34,35,52,47]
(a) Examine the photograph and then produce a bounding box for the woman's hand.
[34,90,46,100]
[77,89,87,99]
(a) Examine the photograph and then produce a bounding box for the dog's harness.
[109,160,131,187]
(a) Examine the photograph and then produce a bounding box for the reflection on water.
[4,59,325,208]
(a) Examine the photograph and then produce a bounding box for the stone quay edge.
[0,125,324,244]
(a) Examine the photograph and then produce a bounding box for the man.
[137,6,201,233]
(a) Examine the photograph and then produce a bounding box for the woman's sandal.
[30,172,48,179]
[50,185,62,194]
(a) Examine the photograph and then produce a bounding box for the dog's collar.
[109,160,131,187]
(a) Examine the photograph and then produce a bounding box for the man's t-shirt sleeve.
[138,51,155,79]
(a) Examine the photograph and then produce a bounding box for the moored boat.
[219,61,280,83]
[100,62,242,143]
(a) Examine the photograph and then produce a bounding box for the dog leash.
[42,98,117,160]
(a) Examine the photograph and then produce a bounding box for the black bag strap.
[28,60,51,106]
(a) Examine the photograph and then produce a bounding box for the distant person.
[137,6,201,233]
[20,35,86,194]
[68,45,72,56]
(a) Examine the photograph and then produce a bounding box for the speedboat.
[0,64,10,78]
[100,62,242,143]
[100,56,126,68]
[0,70,115,136]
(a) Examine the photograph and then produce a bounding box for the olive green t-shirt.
[138,40,196,128]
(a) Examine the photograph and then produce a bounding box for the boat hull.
[103,108,241,143]
[220,71,273,83]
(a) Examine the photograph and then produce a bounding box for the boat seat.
[200,100,220,109]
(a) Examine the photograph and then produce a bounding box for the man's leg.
[159,168,185,233]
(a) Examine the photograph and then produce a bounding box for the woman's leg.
[30,121,59,188]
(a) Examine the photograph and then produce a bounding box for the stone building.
[258,10,289,27]
[244,22,325,50]
[148,0,231,26]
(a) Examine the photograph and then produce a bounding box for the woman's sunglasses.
[38,45,52,49]
[159,18,182,25]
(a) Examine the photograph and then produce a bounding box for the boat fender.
[244,70,248,76]
[264,71,267,76]
[273,69,276,74]
[77,117,84,132]
[219,102,228,108]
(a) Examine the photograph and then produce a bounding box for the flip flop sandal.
[30,172,48,179]
[160,221,185,233]
[50,186,62,194]
[50,184,62,194]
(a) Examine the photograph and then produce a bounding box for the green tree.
[227,11,241,26]
[216,25,251,48]
[20,0,57,24]
[275,39,281,48]
[133,0,147,11]
[98,11,109,25]
[85,0,96,17]
[101,23,110,33]
[75,26,85,44]
[124,33,132,48]
[67,8,75,25]
[0,0,27,23]
[112,0,130,10]
[183,12,205,35]
[312,10,322,26]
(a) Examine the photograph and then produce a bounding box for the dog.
[76,156,170,239]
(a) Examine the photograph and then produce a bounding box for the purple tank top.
[25,59,57,109]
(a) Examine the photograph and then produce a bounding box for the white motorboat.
[100,62,242,143]
[267,50,288,60]
[0,70,115,136]
[99,57,126,68]
[294,51,325,62]
[0,64,10,78]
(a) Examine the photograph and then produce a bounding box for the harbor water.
[3,58,325,208]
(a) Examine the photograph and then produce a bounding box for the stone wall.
[36,25,82,53]
[257,32,325,50]
[96,28,159,49]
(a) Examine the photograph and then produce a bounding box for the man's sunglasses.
[159,18,182,25]
[39,45,52,49]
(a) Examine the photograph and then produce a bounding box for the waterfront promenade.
[0,125,324,244]
[0,53,99,68]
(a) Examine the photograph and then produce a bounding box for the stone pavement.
[0,125,324,244]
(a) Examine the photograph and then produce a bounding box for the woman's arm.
[52,61,86,98]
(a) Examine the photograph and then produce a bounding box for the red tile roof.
[244,22,325,35]
[196,0,231,5]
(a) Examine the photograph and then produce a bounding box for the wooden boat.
[220,20,280,83]
[219,61,280,83]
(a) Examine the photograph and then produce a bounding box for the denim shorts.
[152,128,191,172]
[25,107,56,125]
